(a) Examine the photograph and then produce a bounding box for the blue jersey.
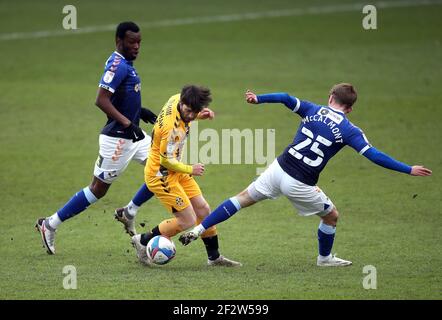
[257,94,371,186]
[98,51,142,139]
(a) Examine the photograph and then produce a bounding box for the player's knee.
[196,201,211,217]
[322,208,339,226]
[89,184,107,199]
[237,189,257,208]
[90,178,110,199]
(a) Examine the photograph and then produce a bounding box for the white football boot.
[208,255,243,267]
[131,234,151,266]
[317,254,352,267]
[114,207,136,236]
[35,218,56,255]
[178,229,200,246]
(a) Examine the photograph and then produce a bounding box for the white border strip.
[293,98,301,113]
[1,0,441,41]
[359,145,371,155]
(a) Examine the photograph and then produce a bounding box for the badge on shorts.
[96,155,104,168]
[176,197,184,207]
[106,171,118,179]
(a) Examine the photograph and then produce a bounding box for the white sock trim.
[229,197,242,211]
[318,253,332,260]
[83,187,98,204]
[319,221,336,235]
[126,200,140,217]
[48,213,62,229]
[194,224,206,236]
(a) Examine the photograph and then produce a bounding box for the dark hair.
[116,21,140,40]
[180,85,212,112]
[329,83,357,108]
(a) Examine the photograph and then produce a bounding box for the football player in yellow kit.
[131,85,241,267]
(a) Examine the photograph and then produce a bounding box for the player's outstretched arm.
[363,147,432,177]
[410,165,432,176]
[245,89,300,112]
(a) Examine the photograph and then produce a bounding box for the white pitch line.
[1,0,441,41]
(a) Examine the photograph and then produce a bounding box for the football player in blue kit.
[36,22,156,254]
[179,83,432,266]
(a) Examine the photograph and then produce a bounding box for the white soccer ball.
[146,235,176,265]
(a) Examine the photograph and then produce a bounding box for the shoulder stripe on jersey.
[359,145,371,155]
[293,97,300,113]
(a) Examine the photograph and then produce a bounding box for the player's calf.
[317,208,339,262]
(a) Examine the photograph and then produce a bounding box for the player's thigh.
[177,174,207,219]
[94,134,138,183]
[146,175,191,214]
[247,159,283,201]
[321,207,339,225]
[280,174,334,217]
[132,132,151,165]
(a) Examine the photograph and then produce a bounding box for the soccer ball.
[146,235,176,265]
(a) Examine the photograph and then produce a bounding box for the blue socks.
[54,184,153,225]
[318,221,336,257]
[56,187,98,221]
[201,197,241,229]
[132,183,154,207]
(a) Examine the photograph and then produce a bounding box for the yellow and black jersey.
[145,94,192,177]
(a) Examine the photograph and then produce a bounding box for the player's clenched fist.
[192,163,205,176]
[245,90,258,104]
[410,165,432,176]
[197,108,215,120]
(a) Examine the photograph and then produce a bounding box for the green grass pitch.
[0,0,441,299]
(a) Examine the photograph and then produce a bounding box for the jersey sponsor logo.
[318,107,343,124]
[167,141,175,154]
[103,70,115,83]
